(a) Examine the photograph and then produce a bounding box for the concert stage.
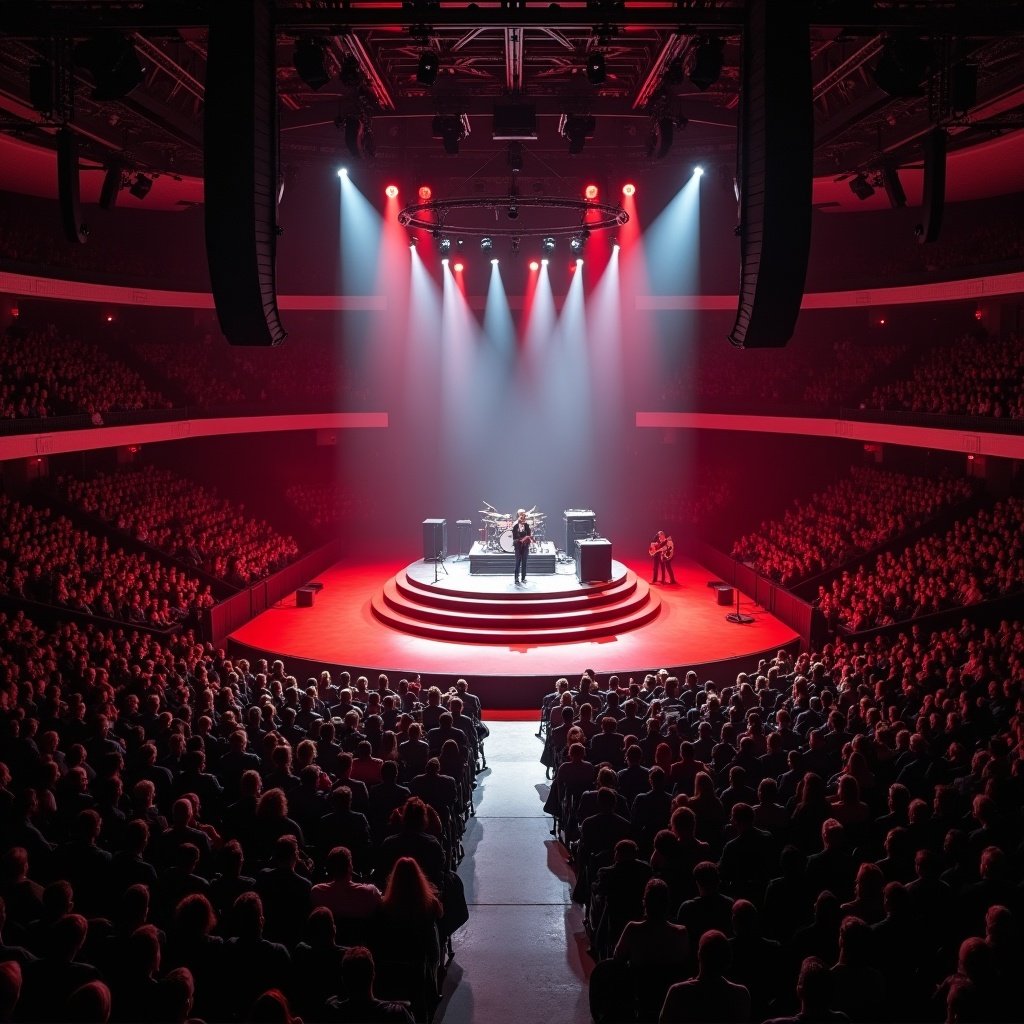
[227,556,800,708]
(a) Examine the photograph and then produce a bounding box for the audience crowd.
[864,334,1024,420]
[57,467,300,587]
[0,327,171,422]
[814,496,1024,633]
[539,617,1024,1023]
[0,611,483,1022]
[0,493,213,629]
[730,468,975,587]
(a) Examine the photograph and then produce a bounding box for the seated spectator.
[324,946,414,1023]
[659,929,750,1024]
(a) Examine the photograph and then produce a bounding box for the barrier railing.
[208,540,343,642]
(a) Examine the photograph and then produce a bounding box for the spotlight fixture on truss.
[432,113,470,155]
[849,173,875,201]
[541,236,556,252]
[340,115,375,159]
[647,115,683,161]
[293,37,330,90]
[128,173,153,200]
[570,229,590,251]
[417,51,440,86]
[480,236,493,251]
[688,35,724,91]
[559,113,596,155]
[438,235,452,252]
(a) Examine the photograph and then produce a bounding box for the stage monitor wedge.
[204,0,286,347]
[728,0,813,349]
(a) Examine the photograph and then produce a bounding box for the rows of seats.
[538,619,1023,1023]
[863,333,1024,419]
[0,610,485,1022]
[0,493,213,628]
[0,328,171,421]
[817,495,1024,632]
[57,467,300,587]
[729,467,975,587]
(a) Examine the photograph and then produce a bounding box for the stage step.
[371,568,662,644]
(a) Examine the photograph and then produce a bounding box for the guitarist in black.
[649,530,676,584]
[512,508,532,584]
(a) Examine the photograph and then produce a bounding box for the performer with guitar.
[649,530,676,584]
[512,508,532,584]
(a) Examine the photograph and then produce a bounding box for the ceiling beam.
[3,3,1023,34]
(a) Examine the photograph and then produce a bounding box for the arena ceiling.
[0,1,1023,210]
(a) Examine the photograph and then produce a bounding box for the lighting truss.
[398,194,628,238]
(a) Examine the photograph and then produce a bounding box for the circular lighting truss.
[398,194,629,239]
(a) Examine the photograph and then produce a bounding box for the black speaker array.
[57,127,87,245]
[204,0,287,347]
[728,0,813,349]
[917,128,947,245]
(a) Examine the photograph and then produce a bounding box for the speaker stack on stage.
[422,519,447,562]
[575,538,612,583]
[563,509,596,553]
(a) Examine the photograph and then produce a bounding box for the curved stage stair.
[371,560,662,644]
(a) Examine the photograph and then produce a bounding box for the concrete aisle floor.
[435,721,595,1024]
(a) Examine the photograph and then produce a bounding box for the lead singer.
[512,508,532,584]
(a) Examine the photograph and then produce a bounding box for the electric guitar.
[649,538,675,560]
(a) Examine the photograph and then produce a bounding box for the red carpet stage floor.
[228,556,799,707]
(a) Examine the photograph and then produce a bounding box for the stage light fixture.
[584,184,598,199]
[570,236,583,251]
[337,167,348,178]
[541,236,556,252]
[417,51,440,86]
[693,165,704,177]
[439,235,452,252]
[343,116,375,159]
[491,258,499,266]
[622,183,636,197]
[507,201,519,220]
[385,184,399,198]
[849,173,875,201]
[646,116,678,161]
[560,113,595,154]
[541,258,549,267]
[480,236,493,251]
[293,37,330,90]
[511,237,520,254]
[586,52,606,84]
[74,34,146,100]
[453,261,464,272]
[418,185,432,200]
[432,113,469,155]
[529,260,540,271]
[441,258,450,266]
[576,258,584,266]
[688,35,724,91]
[128,173,153,200]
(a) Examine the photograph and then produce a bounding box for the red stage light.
[622,183,636,197]
[584,184,598,200]
[974,308,984,321]
[105,314,114,323]
[385,184,399,198]
[878,318,886,325]
[418,185,432,201]
[529,260,540,271]
[453,261,464,272]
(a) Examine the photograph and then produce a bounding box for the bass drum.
[499,529,515,553]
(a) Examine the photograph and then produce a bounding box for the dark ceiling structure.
[0,2,1022,189]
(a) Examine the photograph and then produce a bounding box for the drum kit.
[478,501,547,553]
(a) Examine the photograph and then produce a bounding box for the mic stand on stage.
[431,547,449,585]
[725,587,754,625]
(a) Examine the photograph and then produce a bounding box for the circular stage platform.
[371,559,661,644]
[227,556,800,708]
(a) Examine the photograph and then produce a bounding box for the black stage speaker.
[576,538,612,583]
[296,586,316,608]
[57,128,88,245]
[204,0,286,346]
[564,510,596,554]
[422,519,447,561]
[728,0,813,349]
[917,127,947,245]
